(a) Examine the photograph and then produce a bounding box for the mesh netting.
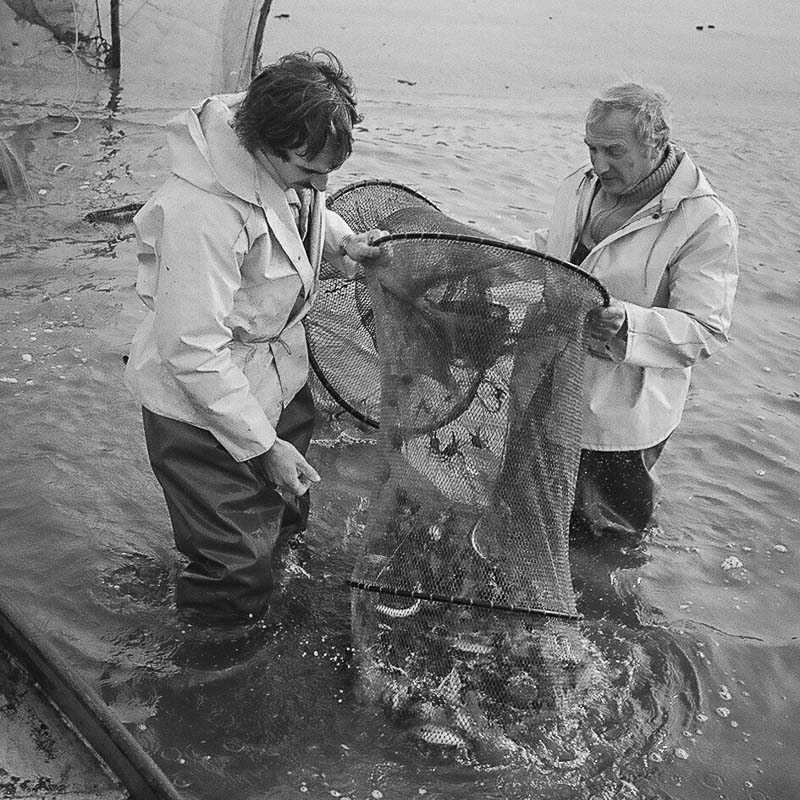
[309,181,445,426]
[310,181,608,760]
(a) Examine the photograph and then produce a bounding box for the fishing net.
[310,181,608,760]
[308,180,446,426]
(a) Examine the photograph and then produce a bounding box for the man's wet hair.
[586,82,672,151]
[234,49,362,166]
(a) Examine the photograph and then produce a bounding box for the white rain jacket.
[536,150,739,451]
[125,92,356,462]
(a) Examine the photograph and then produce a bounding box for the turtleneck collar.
[617,142,680,205]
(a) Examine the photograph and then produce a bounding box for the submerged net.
[310,181,608,760]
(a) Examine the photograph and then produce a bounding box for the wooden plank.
[0,590,181,800]
[1,641,126,798]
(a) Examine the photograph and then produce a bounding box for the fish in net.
[309,181,609,762]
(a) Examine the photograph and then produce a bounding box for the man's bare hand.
[587,297,627,341]
[260,438,321,496]
[342,229,388,263]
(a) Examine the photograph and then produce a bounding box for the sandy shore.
[4,0,799,122]
[259,0,800,121]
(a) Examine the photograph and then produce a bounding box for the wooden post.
[251,0,273,79]
[107,0,121,69]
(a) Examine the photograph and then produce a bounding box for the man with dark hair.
[535,82,739,541]
[126,50,384,622]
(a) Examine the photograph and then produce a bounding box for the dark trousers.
[142,385,315,620]
[569,439,667,541]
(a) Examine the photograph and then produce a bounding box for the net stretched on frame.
[309,180,444,426]
[311,181,609,759]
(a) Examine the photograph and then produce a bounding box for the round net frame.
[307,180,443,427]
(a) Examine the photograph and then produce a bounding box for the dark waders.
[142,384,314,621]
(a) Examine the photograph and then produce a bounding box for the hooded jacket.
[536,150,739,451]
[125,92,356,462]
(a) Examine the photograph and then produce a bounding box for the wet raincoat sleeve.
[148,198,279,459]
[619,203,739,369]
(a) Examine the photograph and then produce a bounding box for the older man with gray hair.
[535,82,739,543]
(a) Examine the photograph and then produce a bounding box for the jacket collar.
[179,94,319,296]
[658,150,716,212]
[570,149,721,272]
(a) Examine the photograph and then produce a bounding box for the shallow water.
[2,3,800,799]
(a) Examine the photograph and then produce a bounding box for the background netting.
[309,181,609,760]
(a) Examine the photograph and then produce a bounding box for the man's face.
[263,139,344,192]
[584,109,661,197]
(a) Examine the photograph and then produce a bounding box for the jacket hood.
[161,92,330,302]
[658,149,717,212]
[166,91,263,204]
